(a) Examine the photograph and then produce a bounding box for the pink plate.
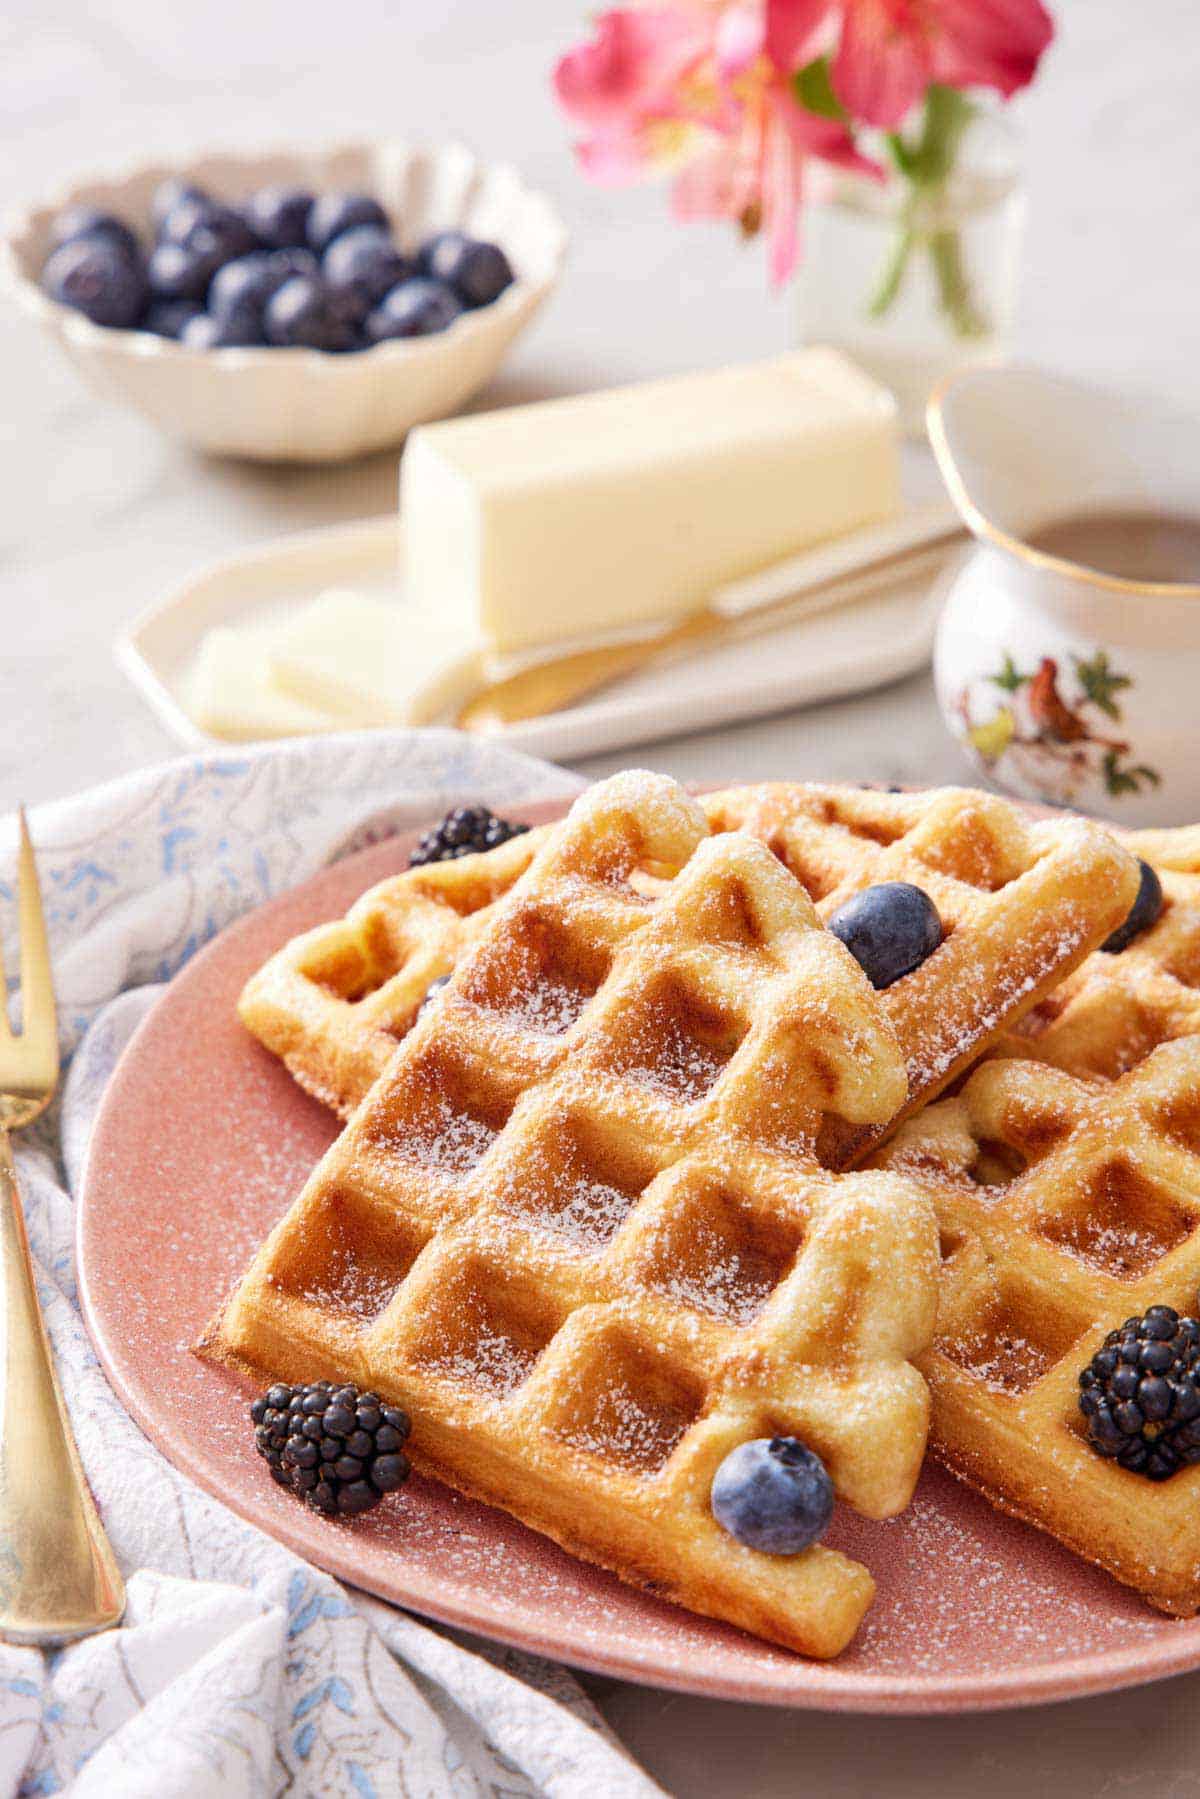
[77,795,1200,1712]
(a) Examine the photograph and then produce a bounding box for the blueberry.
[364,277,462,343]
[49,205,141,263]
[418,974,452,1017]
[151,178,207,233]
[159,197,257,266]
[208,252,272,319]
[209,248,316,322]
[711,1437,834,1554]
[420,231,514,307]
[322,226,411,317]
[307,192,389,255]
[244,186,315,250]
[156,194,219,243]
[263,274,357,351]
[142,298,204,339]
[181,307,262,349]
[41,237,148,327]
[147,239,222,302]
[827,881,943,990]
[1101,859,1164,953]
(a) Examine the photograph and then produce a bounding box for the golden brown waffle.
[702,783,1139,1162]
[878,1037,1200,1613]
[991,824,1200,1080]
[208,771,941,1657]
[240,782,1139,1161]
[239,824,553,1115]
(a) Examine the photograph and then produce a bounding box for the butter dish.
[117,504,953,760]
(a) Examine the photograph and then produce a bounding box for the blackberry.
[408,805,530,867]
[251,1381,411,1515]
[1079,1303,1200,1480]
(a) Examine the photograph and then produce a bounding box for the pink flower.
[671,75,878,286]
[773,0,1055,129]
[554,1,878,285]
[552,0,1052,283]
[553,9,712,184]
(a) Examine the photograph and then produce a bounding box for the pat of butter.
[187,627,340,740]
[400,349,900,657]
[270,590,478,726]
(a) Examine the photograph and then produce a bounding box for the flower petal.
[785,92,885,179]
[575,128,657,185]
[762,96,805,285]
[553,8,708,131]
[670,132,758,221]
[714,3,765,83]
[765,0,837,77]
[929,0,1055,99]
[832,0,933,128]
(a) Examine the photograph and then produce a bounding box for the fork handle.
[0,1128,124,1642]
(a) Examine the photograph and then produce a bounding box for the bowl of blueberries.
[2,139,566,462]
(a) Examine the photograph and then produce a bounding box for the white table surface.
[4,0,1199,1790]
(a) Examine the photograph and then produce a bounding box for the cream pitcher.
[929,364,1200,827]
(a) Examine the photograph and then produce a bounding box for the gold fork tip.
[10,804,58,1063]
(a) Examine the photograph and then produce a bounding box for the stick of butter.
[270,590,479,726]
[400,349,900,658]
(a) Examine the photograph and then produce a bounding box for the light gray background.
[3,1,1198,1791]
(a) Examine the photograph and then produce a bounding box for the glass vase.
[797,108,1025,435]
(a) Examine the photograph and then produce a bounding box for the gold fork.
[0,810,124,1642]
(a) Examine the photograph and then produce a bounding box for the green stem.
[867,211,916,317]
[928,227,989,338]
[868,85,991,342]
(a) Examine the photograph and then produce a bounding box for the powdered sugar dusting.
[648,1220,785,1325]
[545,1170,638,1249]
[308,1260,401,1325]
[841,1477,1168,1676]
[405,1101,498,1176]
[902,906,1093,1092]
[942,1321,1055,1394]
[504,969,594,1036]
[1041,1198,1186,1279]
[492,1119,644,1250]
[559,1384,693,1474]
[429,1323,537,1399]
[627,1013,730,1103]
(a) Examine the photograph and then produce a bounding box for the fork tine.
[16,809,58,1059]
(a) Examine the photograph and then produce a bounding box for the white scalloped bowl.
[2,139,567,463]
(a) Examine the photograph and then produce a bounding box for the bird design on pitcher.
[955,650,1161,802]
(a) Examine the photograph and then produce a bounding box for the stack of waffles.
[209,768,1187,1656]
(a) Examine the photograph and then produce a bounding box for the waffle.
[702,783,1139,1162]
[207,771,942,1658]
[878,1035,1200,1612]
[990,824,1200,1080]
[240,782,1139,1162]
[239,824,553,1115]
